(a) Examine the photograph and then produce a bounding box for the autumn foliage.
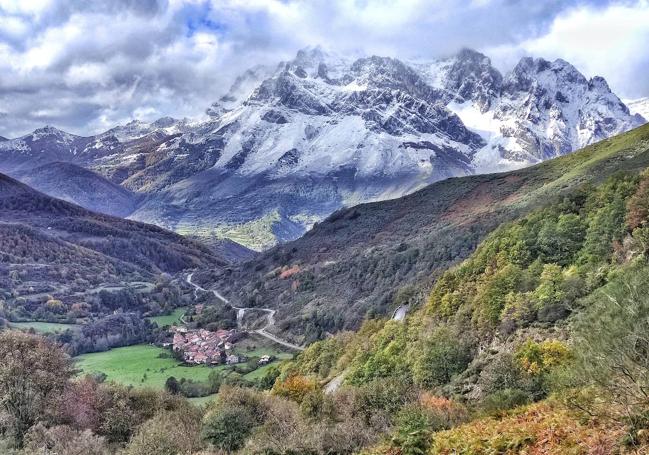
[432,402,625,455]
[271,374,318,403]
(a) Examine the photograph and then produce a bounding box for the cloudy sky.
[0,0,648,138]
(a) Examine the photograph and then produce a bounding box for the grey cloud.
[0,0,646,137]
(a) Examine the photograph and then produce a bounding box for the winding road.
[186,273,304,351]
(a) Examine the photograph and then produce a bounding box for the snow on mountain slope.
[0,47,643,249]
[0,126,93,172]
[119,50,485,248]
[104,117,199,142]
[414,49,643,172]
[626,98,649,122]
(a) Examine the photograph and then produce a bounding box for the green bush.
[572,264,649,417]
[392,404,433,455]
[201,407,255,452]
[481,388,531,416]
[411,328,472,388]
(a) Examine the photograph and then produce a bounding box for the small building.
[226,354,241,365]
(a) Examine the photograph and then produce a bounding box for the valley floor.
[74,334,294,391]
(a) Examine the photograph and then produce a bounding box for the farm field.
[243,362,278,380]
[233,333,296,360]
[9,321,80,333]
[75,344,223,389]
[148,307,187,327]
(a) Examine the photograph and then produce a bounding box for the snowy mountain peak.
[0,47,645,250]
[442,49,502,112]
[28,125,78,142]
[505,57,585,95]
[151,116,180,129]
[288,46,354,80]
[588,75,611,93]
[215,65,277,112]
[293,45,329,70]
[105,117,191,142]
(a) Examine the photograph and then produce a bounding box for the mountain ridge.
[198,123,649,343]
[13,161,142,218]
[0,47,644,249]
[0,171,229,302]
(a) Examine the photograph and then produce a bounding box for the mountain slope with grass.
[0,173,227,300]
[13,162,142,217]
[270,125,649,454]
[200,123,649,344]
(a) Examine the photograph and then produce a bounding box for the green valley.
[75,344,219,389]
[2,123,649,454]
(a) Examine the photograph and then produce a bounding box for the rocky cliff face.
[0,47,644,249]
[414,49,643,169]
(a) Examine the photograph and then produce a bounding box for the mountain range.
[0,47,645,250]
[627,96,649,119]
[198,122,649,343]
[4,41,649,454]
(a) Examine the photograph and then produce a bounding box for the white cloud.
[0,0,647,137]
[486,1,649,98]
[0,0,53,16]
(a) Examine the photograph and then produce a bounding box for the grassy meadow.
[233,333,295,360]
[75,344,223,389]
[147,307,187,327]
[74,335,293,391]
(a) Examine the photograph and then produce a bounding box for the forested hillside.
[274,151,649,453]
[0,173,227,323]
[201,123,649,344]
[2,130,649,455]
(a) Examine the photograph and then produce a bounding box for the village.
[170,326,273,367]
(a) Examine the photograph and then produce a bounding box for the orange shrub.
[418,393,469,428]
[279,265,301,279]
[431,402,627,454]
[271,375,318,403]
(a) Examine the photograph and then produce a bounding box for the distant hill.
[195,237,257,264]
[0,173,227,298]
[13,162,141,217]
[200,123,649,343]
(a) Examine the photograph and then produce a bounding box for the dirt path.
[186,273,304,351]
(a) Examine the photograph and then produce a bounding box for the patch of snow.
[447,100,500,141]
[626,98,649,121]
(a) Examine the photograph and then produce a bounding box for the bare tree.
[0,331,72,446]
